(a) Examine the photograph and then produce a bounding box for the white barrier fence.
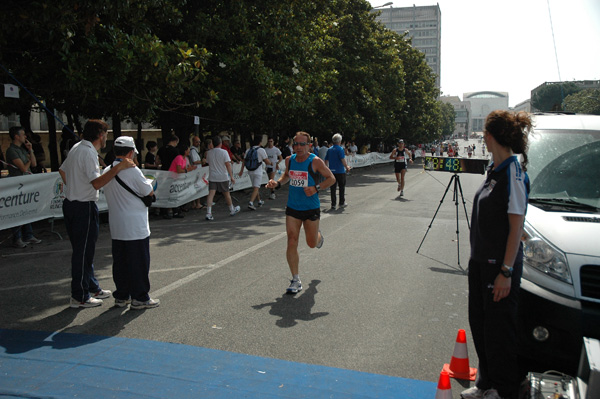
[1,152,393,230]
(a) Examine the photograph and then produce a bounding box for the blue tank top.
[287,153,320,211]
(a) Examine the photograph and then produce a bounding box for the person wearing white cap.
[102,135,159,309]
[59,120,135,308]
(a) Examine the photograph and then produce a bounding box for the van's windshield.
[527,129,600,209]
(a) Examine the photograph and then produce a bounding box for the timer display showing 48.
[423,156,488,175]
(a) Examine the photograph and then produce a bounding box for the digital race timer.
[423,156,489,175]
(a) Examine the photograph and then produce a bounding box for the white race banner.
[0,153,391,230]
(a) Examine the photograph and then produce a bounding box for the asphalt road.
[0,160,487,397]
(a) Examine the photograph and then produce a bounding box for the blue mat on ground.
[0,328,436,398]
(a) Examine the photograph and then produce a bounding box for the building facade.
[463,91,509,133]
[374,5,441,88]
[440,96,471,139]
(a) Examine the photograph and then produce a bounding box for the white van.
[518,113,600,373]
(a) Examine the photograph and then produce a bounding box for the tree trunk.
[45,103,59,171]
[112,112,121,139]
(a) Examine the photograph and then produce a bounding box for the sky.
[369,0,600,107]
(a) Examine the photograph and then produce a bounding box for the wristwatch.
[500,264,513,278]
[315,184,321,192]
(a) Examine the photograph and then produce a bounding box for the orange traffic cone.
[435,370,452,399]
[442,329,477,381]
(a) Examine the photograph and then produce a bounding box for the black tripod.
[417,173,471,270]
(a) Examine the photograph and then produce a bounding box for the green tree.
[531,82,581,112]
[564,89,600,115]
[438,101,456,139]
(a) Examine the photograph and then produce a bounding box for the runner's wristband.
[275,181,281,190]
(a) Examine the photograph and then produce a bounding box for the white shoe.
[206,214,214,220]
[25,236,42,244]
[461,386,485,399]
[248,202,256,210]
[131,298,160,310]
[13,239,27,248]
[91,289,111,299]
[257,200,264,207]
[230,206,241,216]
[400,190,404,197]
[70,297,103,308]
[269,193,276,200]
[286,279,303,294]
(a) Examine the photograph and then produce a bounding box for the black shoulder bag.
[109,165,156,207]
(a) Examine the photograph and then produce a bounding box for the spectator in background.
[221,135,237,163]
[325,133,351,210]
[60,125,79,165]
[265,137,283,200]
[205,135,240,220]
[317,141,329,159]
[59,120,135,308]
[238,135,271,210]
[231,139,244,164]
[29,132,46,173]
[189,135,203,167]
[144,141,158,169]
[156,133,180,219]
[6,126,41,248]
[202,138,213,166]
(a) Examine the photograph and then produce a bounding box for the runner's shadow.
[252,280,329,328]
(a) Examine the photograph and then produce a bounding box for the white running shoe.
[286,279,303,294]
[205,214,214,221]
[400,190,404,197]
[461,386,485,399]
[316,230,324,249]
[70,297,103,308]
[92,289,112,299]
[258,200,264,207]
[248,202,256,210]
[131,298,160,310]
[230,206,241,216]
[269,193,276,200]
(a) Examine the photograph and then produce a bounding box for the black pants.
[63,199,101,302]
[112,237,151,302]
[468,258,522,399]
[330,173,346,207]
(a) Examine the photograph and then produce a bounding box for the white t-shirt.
[244,146,268,176]
[206,147,231,182]
[59,140,101,202]
[264,146,281,169]
[102,161,153,240]
[189,146,201,164]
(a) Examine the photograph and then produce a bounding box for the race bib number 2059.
[289,170,309,187]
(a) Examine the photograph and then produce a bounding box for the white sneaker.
[482,389,506,399]
[269,193,276,200]
[400,190,404,197]
[70,297,103,308]
[316,230,324,249]
[91,289,111,299]
[206,214,214,221]
[248,202,256,210]
[230,206,241,216]
[114,298,131,308]
[258,200,264,207]
[286,279,303,294]
[25,236,42,244]
[131,298,160,310]
[461,386,485,399]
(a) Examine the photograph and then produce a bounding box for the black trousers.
[63,199,101,302]
[330,173,346,207]
[468,258,522,399]
[112,237,151,302]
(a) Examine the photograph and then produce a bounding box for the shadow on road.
[252,280,329,328]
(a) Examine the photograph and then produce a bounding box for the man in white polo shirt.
[59,120,134,308]
[103,136,159,309]
[205,135,240,220]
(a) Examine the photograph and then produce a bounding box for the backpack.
[244,147,260,171]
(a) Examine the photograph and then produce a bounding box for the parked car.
[518,113,600,374]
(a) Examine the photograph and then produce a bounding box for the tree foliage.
[1,0,445,156]
[531,82,581,112]
[563,89,600,115]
